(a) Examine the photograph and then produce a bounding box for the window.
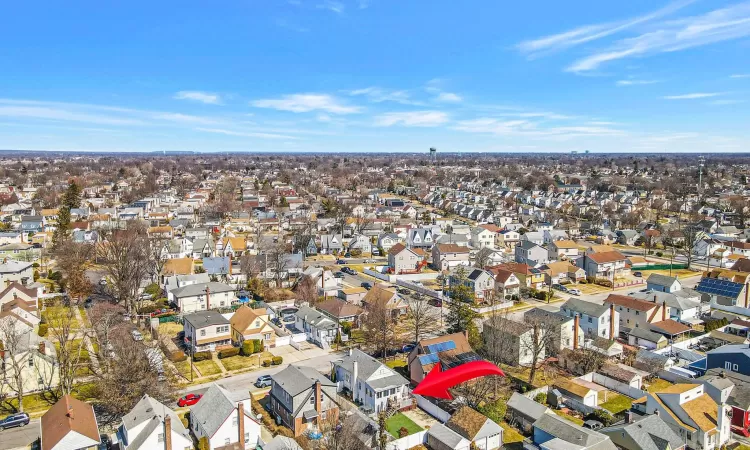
[200,329,206,336]
[310,394,315,404]
[321,411,327,420]
[158,434,164,443]
[28,357,34,368]
[725,362,732,370]
[734,363,739,371]
[244,433,249,443]
[588,317,592,323]
[225,438,231,446]
[636,311,640,316]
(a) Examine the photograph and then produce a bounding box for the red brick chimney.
[38,341,45,354]
[237,402,245,447]
[609,303,615,340]
[205,286,211,310]
[573,314,579,350]
[662,300,667,321]
[315,381,322,425]
[164,415,172,450]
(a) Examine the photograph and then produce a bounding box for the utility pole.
[698,156,705,195]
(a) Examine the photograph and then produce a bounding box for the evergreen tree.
[53,180,82,248]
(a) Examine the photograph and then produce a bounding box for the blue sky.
[1,0,750,153]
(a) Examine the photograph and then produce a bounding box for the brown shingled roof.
[446,406,490,440]
[41,395,99,450]
[587,250,626,264]
[605,294,654,312]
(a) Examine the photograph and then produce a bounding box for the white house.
[182,311,231,353]
[120,395,192,450]
[332,349,411,414]
[190,384,261,450]
[294,306,341,349]
[168,282,235,313]
[470,227,495,249]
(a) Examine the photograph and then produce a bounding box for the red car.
[177,394,202,407]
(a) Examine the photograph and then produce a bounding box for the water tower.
[429,147,437,162]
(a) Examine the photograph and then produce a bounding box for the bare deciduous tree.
[0,317,30,411]
[295,274,318,305]
[363,297,399,361]
[403,295,441,344]
[47,307,87,396]
[98,223,151,313]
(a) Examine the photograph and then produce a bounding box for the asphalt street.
[0,419,40,450]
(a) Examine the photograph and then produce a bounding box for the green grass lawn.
[386,358,407,369]
[600,393,633,414]
[0,382,98,418]
[175,359,222,378]
[554,409,584,426]
[43,306,81,329]
[501,422,525,444]
[78,306,91,327]
[220,355,260,371]
[646,378,673,393]
[385,412,423,438]
[53,339,92,376]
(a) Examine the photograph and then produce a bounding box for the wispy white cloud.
[616,79,660,86]
[663,92,724,99]
[730,73,750,78]
[251,93,361,114]
[566,2,750,72]
[435,92,463,102]
[317,1,344,14]
[374,111,449,127]
[347,87,419,105]
[517,0,694,58]
[153,112,219,124]
[174,91,222,104]
[195,127,299,139]
[0,105,144,126]
[452,117,625,139]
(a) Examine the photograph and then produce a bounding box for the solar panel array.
[425,340,457,354]
[696,277,743,298]
[442,352,482,369]
[418,353,440,365]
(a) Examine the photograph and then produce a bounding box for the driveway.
[0,419,40,450]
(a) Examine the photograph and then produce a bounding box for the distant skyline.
[1,1,750,153]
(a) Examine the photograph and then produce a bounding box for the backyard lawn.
[501,422,525,444]
[386,358,407,369]
[646,378,673,393]
[174,359,222,379]
[158,321,183,338]
[43,306,81,328]
[600,393,633,414]
[385,412,423,438]
[554,409,584,426]
[221,355,262,372]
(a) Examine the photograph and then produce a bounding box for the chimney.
[315,381,322,425]
[625,411,634,424]
[237,402,245,447]
[38,341,45,354]
[745,282,749,309]
[609,303,615,340]
[164,415,172,450]
[662,300,667,321]
[573,314,580,350]
[205,286,211,310]
[352,360,359,403]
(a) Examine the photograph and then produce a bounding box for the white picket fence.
[385,431,427,450]
[396,279,444,299]
[365,268,391,281]
[590,373,646,400]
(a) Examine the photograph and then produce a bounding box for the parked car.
[99,434,112,450]
[336,259,346,265]
[583,420,603,430]
[551,284,569,292]
[364,259,376,263]
[255,375,273,388]
[371,249,380,256]
[344,252,351,258]
[401,344,416,353]
[633,271,643,277]
[568,288,582,296]
[131,330,143,341]
[177,393,202,407]
[361,282,373,290]
[334,271,345,279]
[0,412,30,430]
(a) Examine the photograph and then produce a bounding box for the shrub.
[37,324,48,337]
[705,317,729,332]
[579,279,588,284]
[595,279,613,288]
[181,411,190,428]
[350,248,362,257]
[276,427,294,438]
[155,297,169,308]
[398,426,409,438]
[271,356,283,365]
[560,280,571,285]
[253,339,264,354]
[144,283,161,296]
[262,359,271,367]
[341,321,353,335]
[170,351,187,362]
[477,398,507,423]
[534,392,547,404]
[218,347,240,359]
[534,291,552,301]
[252,397,277,434]
[241,341,254,356]
[49,271,63,281]
[139,304,159,314]
[193,351,211,362]
[585,409,614,426]
[33,270,40,282]
[656,251,664,257]
[198,437,209,450]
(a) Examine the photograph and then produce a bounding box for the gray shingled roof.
[262,436,303,450]
[170,281,234,298]
[122,395,190,450]
[295,306,338,330]
[272,365,336,397]
[506,392,550,421]
[646,273,679,288]
[534,413,616,450]
[601,414,682,450]
[427,423,469,449]
[183,311,230,329]
[562,298,610,318]
[189,384,236,437]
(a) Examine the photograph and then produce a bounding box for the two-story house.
[547,240,580,261]
[450,268,495,302]
[332,349,411,414]
[469,227,495,249]
[387,243,423,275]
[0,259,34,286]
[514,241,549,267]
[582,250,627,280]
[294,306,341,349]
[560,298,619,340]
[190,384,261,450]
[182,311,231,353]
[169,282,235,313]
[407,332,476,385]
[695,269,750,317]
[407,228,434,249]
[41,395,101,450]
[119,394,192,450]
[604,294,690,341]
[269,365,339,436]
[432,244,471,271]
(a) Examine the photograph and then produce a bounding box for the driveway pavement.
[0,419,40,450]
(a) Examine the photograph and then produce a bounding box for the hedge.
[271,356,283,365]
[705,317,729,332]
[252,397,278,434]
[37,324,48,337]
[193,351,212,362]
[595,279,613,288]
[262,359,271,367]
[241,341,254,356]
[218,348,240,359]
[169,351,187,362]
[253,339,263,354]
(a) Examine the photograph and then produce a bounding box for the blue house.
[20,215,43,233]
[706,344,750,376]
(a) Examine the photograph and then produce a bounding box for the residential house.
[600,414,685,450]
[497,229,520,248]
[560,298,619,340]
[377,233,401,253]
[294,306,342,349]
[0,328,58,396]
[552,378,598,408]
[540,261,586,286]
[0,259,34,286]
[269,365,339,436]
[469,227,495,249]
[617,229,640,246]
[706,344,750,376]
[491,268,521,300]
[450,268,495,302]
[219,237,247,257]
[524,308,584,354]
[348,234,372,255]
[547,240,580,261]
[387,243,424,275]
[630,290,702,326]
[531,412,616,450]
[647,274,682,293]
[700,368,750,435]
[119,395,192,450]
[407,228,434,249]
[230,305,275,348]
[315,299,364,328]
[432,244,471,271]
[40,395,100,450]
[695,269,750,317]
[407,332,476,385]
[643,383,730,450]
[506,392,551,433]
[582,250,627,280]
[320,234,344,254]
[427,406,503,450]
[604,294,691,341]
[332,348,411,414]
[190,384,261,450]
[483,317,542,366]
[337,287,367,304]
[521,231,545,246]
[182,311,231,353]
[493,262,545,289]
[169,282,235,313]
[161,258,194,278]
[361,284,408,318]
[514,241,549,267]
